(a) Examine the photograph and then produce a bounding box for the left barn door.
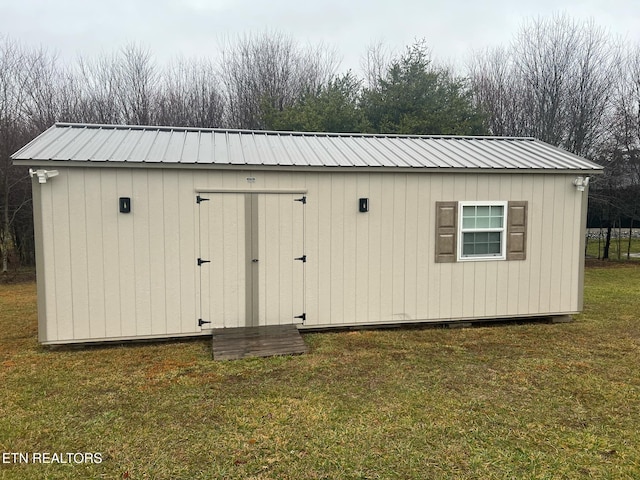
[197,193,247,329]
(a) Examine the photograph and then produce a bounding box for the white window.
[458,201,507,261]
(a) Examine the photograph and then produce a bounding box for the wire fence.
[585,228,640,259]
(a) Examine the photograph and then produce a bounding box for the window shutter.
[506,201,527,261]
[435,201,457,263]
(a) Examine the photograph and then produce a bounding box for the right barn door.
[253,193,306,326]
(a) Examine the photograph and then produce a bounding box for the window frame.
[457,201,508,262]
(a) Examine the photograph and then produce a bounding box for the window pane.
[462,232,503,257]
[476,242,489,255]
[463,233,475,255]
[488,241,501,254]
[476,216,490,228]
[477,206,490,216]
[462,204,504,230]
[460,204,505,258]
[490,206,504,227]
[463,233,474,244]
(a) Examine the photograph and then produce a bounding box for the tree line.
[1,14,639,272]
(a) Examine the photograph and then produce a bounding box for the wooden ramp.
[212,325,308,361]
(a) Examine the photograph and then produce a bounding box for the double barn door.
[197,192,306,329]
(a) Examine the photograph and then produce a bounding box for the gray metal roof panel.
[364,137,411,167]
[355,137,394,167]
[11,123,604,172]
[391,138,431,167]
[128,128,157,162]
[35,125,83,160]
[454,139,499,168]
[462,138,521,169]
[181,131,201,163]
[109,128,141,162]
[333,136,368,167]
[145,129,171,162]
[227,131,247,165]
[90,127,128,161]
[382,137,412,167]
[81,126,117,161]
[169,130,183,162]
[195,131,212,164]
[294,135,325,167]
[306,135,342,167]
[396,138,444,168]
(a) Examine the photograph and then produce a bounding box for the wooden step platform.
[212,324,308,361]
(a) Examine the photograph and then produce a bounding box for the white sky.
[1,0,639,74]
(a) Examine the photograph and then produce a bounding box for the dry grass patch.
[1,265,640,479]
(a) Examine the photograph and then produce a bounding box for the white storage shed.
[12,123,602,345]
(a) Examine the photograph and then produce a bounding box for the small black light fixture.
[359,197,369,213]
[119,197,131,214]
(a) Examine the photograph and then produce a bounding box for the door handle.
[252,259,259,263]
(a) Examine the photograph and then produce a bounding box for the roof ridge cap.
[53,123,536,141]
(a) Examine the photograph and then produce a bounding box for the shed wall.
[34,167,586,343]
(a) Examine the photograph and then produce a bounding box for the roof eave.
[11,158,605,175]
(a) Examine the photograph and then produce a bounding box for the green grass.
[1,265,640,479]
[585,236,640,261]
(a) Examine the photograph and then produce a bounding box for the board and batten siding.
[33,167,586,343]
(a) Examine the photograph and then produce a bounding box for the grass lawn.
[585,236,640,261]
[1,264,639,479]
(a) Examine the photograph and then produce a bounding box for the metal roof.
[11,123,604,172]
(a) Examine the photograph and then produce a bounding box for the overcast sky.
[1,0,639,74]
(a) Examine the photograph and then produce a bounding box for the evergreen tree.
[361,41,486,135]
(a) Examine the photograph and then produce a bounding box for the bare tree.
[219,32,338,129]
[610,45,640,183]
[360,41,393,91]
[20,47,88,131]
[117,44,158,125]
[469,15,629,259]
[76,43,159,125]
[76,52,123,124]
[468,47,529,136]
[592,43,640,258]
[470,14,618,158]
[156,57,225,128]
[0,37,39,273]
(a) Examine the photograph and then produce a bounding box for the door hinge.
[294,196,306,204]
[198,318,211,327]
[197,258,211,266]
[294,313,306,322]
[196,195,209,204]
[294,255,306,263]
